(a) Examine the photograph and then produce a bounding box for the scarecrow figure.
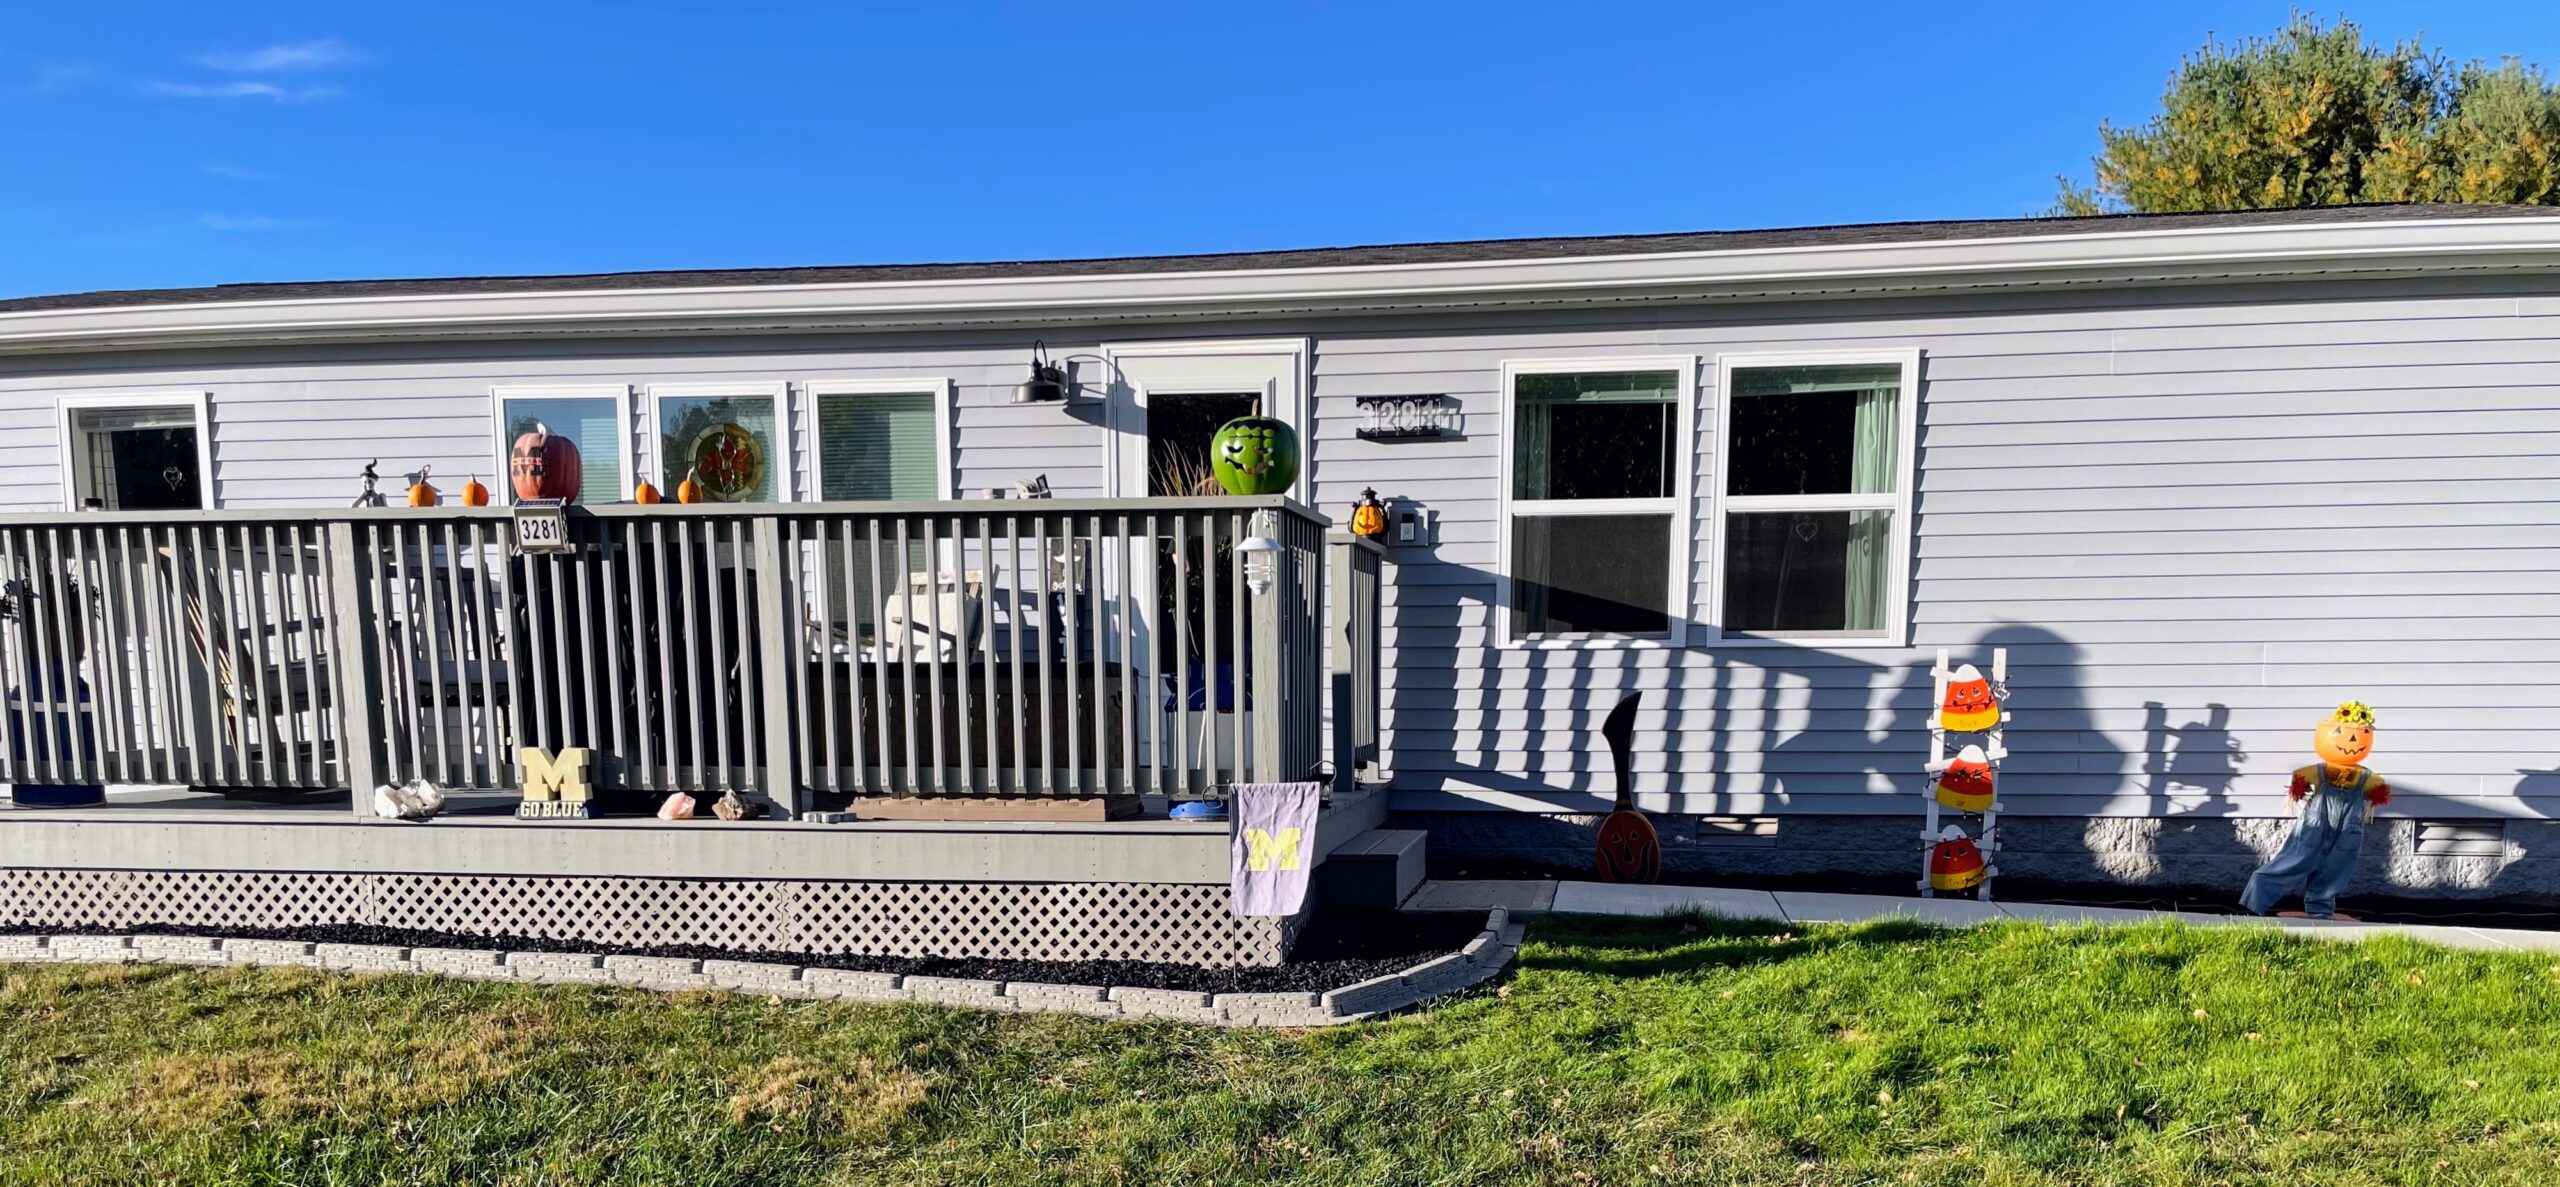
[2241,701,2389,920]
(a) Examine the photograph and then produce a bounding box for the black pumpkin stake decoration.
[1593,692,1660,883]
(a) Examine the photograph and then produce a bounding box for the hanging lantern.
[1932,744,1995,812]
[1350,488,1389,538]
[1939,664,1999,733]
[1929,825,1987,891]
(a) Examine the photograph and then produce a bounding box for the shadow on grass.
[1514,910,1951,981]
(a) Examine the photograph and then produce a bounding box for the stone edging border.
[0,909,1522,1028]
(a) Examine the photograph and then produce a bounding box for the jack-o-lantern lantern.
[2314,701,2376,769]
[509,422,584,504]
[406,466,439,507]
[1350,488,1388,538]
[1940,664,2000,733]
[632,480,662,505]
[1929,826,1987,891]
[1933,745,1996,813]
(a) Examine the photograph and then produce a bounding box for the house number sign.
[511,499,573,555]
[1354,394,1455,440]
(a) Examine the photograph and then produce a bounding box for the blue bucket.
[7,663,104,808]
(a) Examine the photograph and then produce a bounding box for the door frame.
[55,389,215,510]
[1097,337,1311,505]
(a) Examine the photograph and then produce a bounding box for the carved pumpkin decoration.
[460,475,491,507]
[1932,745,1996,813]
[675,467,704,505]
[406,466,439,508]
[1939,664,2000,733]
[2315,701,2376,768]
[509,422,584,504]
[1211,415,1300,495]
[632,480,662,505]
[1350,488,1389,539]
[1592,693,1660,884]
[1928,826,1987,891]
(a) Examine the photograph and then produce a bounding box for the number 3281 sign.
[512,499,573,555]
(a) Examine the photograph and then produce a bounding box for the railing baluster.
[1088,513,1108,800]
[493,520,525,792]
[708,519,734,792]
[1033,514,1053,798]
[979,513,999,797]
[866,518,891,792]
[463,521,497,790]
[71,527,123,784]
[921,516,949,795]
[420,524,453,786]
[679,518,706,792]
[0,529,29,784]
[261,525,299,788]
[1118,512,1138,801]
[651,519,677,792]
[730,517,757,796]
[575,520,604,763]
[1004,514,1026,797]
[837,516,862,793]
[624,520,654,790]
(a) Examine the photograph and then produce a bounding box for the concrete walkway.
[1405,879,2560,954]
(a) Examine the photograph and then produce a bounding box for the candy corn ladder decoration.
[1921,648,2010,900]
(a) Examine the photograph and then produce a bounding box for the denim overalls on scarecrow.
[2241,765,2376,917]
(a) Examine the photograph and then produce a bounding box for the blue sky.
[6,2,2558,299]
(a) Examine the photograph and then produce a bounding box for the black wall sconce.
[1012,341,1092,405]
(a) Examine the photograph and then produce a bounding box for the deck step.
[1318,828,1426,909]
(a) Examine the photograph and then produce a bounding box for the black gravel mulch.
[5,908,1492,996]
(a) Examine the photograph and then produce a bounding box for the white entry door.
[1098,339,1309,791]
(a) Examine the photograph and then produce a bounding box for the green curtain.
[1843,383,1898,631]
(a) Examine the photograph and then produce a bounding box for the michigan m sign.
[1229,782,1321,916]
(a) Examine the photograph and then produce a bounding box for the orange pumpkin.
[675,467,704,505]
[407,467,440,507]
[1932,745,1996,813]
[509,422,584,503]
[1350,487,1388,538]
[2314,701,2376,768]
[460,475,491,507]
[632,481,662,505]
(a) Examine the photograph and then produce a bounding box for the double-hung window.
[809,380,950,502]
[1710,351,1919,643]
[650,382,789,502]
[1499,360,1694,646]
[493,385,630,505]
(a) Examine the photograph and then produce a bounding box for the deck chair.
[873,570,986,662]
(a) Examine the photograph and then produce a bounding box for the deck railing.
[0,496,1371,816]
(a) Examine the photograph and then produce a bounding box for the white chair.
[873,570,984,662]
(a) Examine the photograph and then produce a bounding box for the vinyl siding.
[2,276,2557,821]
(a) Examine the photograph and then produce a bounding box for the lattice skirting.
[0,869,1306,968]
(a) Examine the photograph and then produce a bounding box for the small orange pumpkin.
[406,466,439,507]
[675,467,704,505]
[632,481,662,505]
[460,475,491,507]
[1350,487,1388,538]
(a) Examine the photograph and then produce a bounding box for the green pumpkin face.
[1210,416,1301,495]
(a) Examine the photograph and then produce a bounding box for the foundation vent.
[2413,821,2506,859]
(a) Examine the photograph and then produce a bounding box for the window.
[651,383,787,503]
[57,392,211,510]
[1498,361,1693,645]
[809,381,948,501]
[1711,352,1918,642]
[492,385,629,505]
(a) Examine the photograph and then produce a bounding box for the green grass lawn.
[5,915,2558,1185]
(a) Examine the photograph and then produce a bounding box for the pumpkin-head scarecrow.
[1928,825,1987,891]
[2240,701,2390,920]
[1938,664,2000,733]
[1932,744,1996,813]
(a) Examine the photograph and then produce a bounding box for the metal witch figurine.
[2242,701,2389,921]
[1593,693,1660,883]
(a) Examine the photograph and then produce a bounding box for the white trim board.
[52,390,215,510]
[489,383,638,505]
[1098,337,1312,506]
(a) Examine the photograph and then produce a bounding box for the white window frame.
[1494,357,1697,649]
[54,389,215,510]
[489,383,637,506]
[804,377,956,502]
[644,380,795,502]
[1704,348,1922,648]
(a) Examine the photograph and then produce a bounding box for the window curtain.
[816,393,938,638]
[1843,383,1898,631]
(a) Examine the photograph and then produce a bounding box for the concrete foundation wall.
[1403,811,2560,905]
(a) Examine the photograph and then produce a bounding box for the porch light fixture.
[1237,511,1284,596]
[1012,341,1078,404]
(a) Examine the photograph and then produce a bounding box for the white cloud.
[198,213,316,232]
[194,39,365,73]
[201,163,277,182]
[143,80,341,101]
